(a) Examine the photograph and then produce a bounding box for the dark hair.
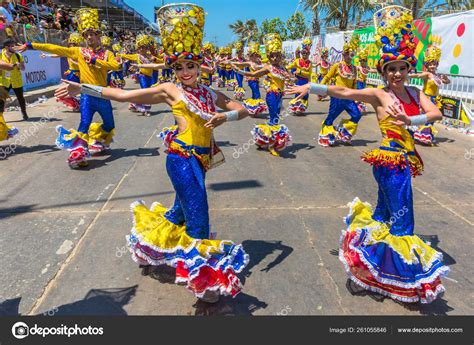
[2,39,15,48]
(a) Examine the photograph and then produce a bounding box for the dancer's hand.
[286,84,310,101]
[204,112,227,129]
[81,49,93,64]
[386,104,411,126]
[13,43,28,53]
[55,79,81,98]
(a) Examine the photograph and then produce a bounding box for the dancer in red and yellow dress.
[288,6,449,304]
[410,45,450,145]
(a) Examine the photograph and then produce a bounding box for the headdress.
[373,5,416,73]
[68,32,83,45]
[76,8,100,34]
[157,3,205,67]
[264,33,282,54]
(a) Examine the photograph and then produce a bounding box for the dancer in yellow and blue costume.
[410,45,450,145]
[287,5,449,303]
[119,34,158,116]
[109,43,125,89]
[287,38,313,115]
[201,42,215,87]
[232,42,267,115]
[59,32,82,111]
[17,8,121,168]
[234,33,292,156]
[56,3,254,303]
[355,45,372,113]
[318,34,361,147]
[232,41,246,101]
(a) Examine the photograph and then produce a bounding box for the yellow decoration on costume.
[101,36,111,47]
[345,198,441,267]
[339,118,358,136]
[76,8,99,34]
[358,45,369,60]
[112,43,122,53]
[248,42,260,55]
[264,33,282,54]
[131,202,233,257]
[424,45,441,64]
[343,33,360,54]
[234,41,243,52]
[87,123,115,145]
[157,3,205,59]
[68,32,83,45]
[135,34,150,50]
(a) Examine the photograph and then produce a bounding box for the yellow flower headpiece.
[68,32,83,45]
[424,45,441,64]
[248,41,261,55]
[264,33,282,54]
[76,8,99,34]
[358,45,369,60]
[203,41,214,52]
[101,36,111,47]
[112,43,122,53]
[234,41,243,52]
[157,3,205,66]
[136,34,150,50]
[373,5,416,73]
[301,37,312,52]
[343,33,360,54]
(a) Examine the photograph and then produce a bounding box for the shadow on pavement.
[81,147,160,170]
[240,240,294,283]
[209,179,263,191]
[0,286,138,316]
[279,143,316,159]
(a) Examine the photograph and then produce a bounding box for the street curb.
[6,85,58,107]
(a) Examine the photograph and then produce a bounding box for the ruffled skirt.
[340,198,449,303]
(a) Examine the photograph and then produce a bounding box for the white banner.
[21,50,62,91]
[431,10,474,77]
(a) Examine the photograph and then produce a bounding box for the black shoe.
[22,114,29,121]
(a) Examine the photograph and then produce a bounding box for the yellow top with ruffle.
[118,53,154,77]
[268,70,285,92]
[321,62,356,88]
[422,78,439,97]
[286,58,312,79]
[168,100,213,170]
[362,116,424,177]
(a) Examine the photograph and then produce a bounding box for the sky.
[126,0,312,46]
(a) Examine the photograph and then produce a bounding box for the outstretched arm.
[55,79,175,106]
[15,43,78,60]
[204,91,251,129]
[234,66,268,78]
[132,63,166,70]
[287,82,380,104]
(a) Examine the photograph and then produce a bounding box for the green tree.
[302,0,328,36]
[259,17,288,41]
[286,11,307,40]
[323,0,375,30]
[229,19,259,44]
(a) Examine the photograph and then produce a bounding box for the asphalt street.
[0,80,472,316]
